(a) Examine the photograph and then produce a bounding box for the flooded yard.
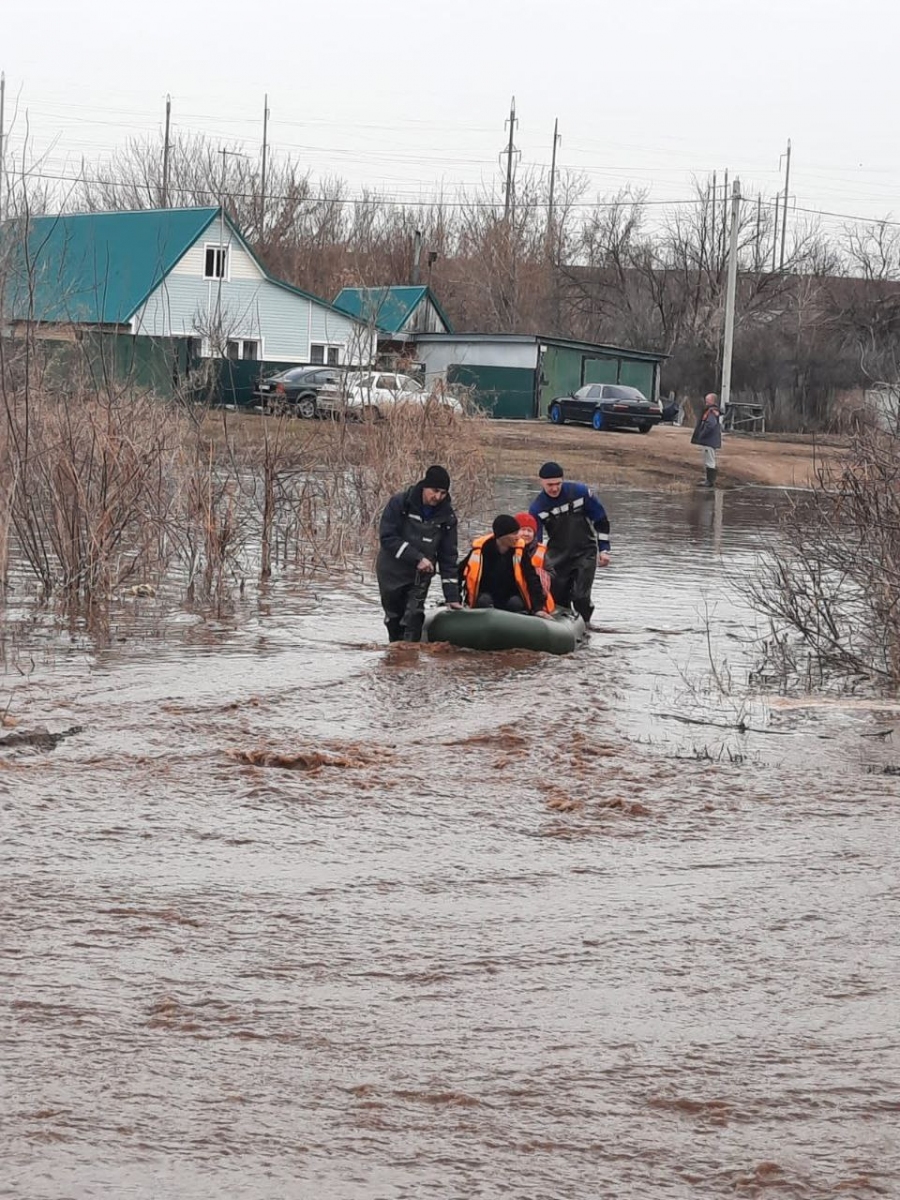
[2,485,898,1199]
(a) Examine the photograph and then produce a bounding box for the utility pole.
[546,117,561,256]
[260,93,269,237]
[502,96,518,220]
[162,93,171,208]
[720,178,742,415]
[0,72,6,223]
[710,172,720,271]
[411,229,422,286]
[779,138,791,271]
[772,192,780,272]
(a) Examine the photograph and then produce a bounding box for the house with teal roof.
[2,206,373,369]
[332,285,452,342]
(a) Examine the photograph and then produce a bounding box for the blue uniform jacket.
[529,482,611,555]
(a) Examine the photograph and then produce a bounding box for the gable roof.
[2,207,221,324]
[332,285,453,334]
[1,205,360,326]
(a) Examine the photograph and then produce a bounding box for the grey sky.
[4,0,898,232]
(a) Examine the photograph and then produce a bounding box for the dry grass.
[0,350,495,612]
[484,420,844,490]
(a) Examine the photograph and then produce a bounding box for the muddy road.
[2,486,898,1199]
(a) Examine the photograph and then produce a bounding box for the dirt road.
[485,421,841,489]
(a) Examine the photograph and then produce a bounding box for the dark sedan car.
[254,367,344,417]
[548,384,662,433]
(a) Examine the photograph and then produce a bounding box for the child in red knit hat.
[515,512,552,603]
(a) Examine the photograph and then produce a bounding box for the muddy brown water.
[2,485,899,1200]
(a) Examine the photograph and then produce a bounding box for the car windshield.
[398,378,423,393]
[270,368,314,383]
[604,385,646,401]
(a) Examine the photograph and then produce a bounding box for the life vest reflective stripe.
[463,534,534,609]
[529,543,555,612]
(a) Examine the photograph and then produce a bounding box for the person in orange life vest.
[459,515,551,616]
[514,512,555,611]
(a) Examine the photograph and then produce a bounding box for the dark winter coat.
[691,405,723,449]
[376,484,460,603]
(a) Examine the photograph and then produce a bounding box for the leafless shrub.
[2,372,181,604]
[749,426,900,688]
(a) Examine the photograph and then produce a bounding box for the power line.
[14,166,703,209]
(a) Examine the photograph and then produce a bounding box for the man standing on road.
[691,392,722,487]
[376,465,462,642]
[528,462,611,624]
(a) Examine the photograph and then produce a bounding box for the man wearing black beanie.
[528,461,611,623]
[459,514,549,615]
[376,465,461,642]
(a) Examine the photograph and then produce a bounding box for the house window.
[211,338,262,361]
[204,245,229,280]
[310,343,341,366]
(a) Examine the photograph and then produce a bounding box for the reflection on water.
[2,485,899,1200]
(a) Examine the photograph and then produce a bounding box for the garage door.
[583,357,619,385]
[618,360,656,398]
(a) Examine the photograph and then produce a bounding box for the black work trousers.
[380,572,433,642]
[474,592,526,613]
[549,547,597,622]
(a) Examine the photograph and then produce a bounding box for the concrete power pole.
[260,93,269,237]
[162,94,171,208]
[720,178,742,414]
[546,117,561,257]
[503,96,518,220]
[779,138,791,271]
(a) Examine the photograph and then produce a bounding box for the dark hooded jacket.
[691,404,723,449]
[376,483,460,603]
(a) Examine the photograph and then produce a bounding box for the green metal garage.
[414,334,666,419]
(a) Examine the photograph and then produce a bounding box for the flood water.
[2,485,899,1199]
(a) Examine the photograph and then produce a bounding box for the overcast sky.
[4,0,898,234]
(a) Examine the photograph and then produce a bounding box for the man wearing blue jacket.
[690,392,722,487]
[528,461,610,624]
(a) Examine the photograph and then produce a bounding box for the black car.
[548,384,662,433]
[254,367,344,418]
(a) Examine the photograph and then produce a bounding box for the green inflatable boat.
[423,607,586,655]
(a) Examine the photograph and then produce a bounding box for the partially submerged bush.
[0,358,494,610]
[750,426,900,689]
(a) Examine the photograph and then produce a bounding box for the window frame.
[200,336,264,361]
[203,243,231,282]
[310,342,343,367]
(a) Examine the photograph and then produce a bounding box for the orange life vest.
[463,534,534,610]
[528,542,556,612]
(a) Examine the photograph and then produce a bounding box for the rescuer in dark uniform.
[376,465,461,642]
[527,461,611,624]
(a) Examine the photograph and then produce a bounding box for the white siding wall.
[169,215,262,282]
[418,338,538,381]
[132,219,371,363]
[401,298,448,335]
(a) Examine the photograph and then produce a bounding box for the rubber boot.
[705,467,718,488]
